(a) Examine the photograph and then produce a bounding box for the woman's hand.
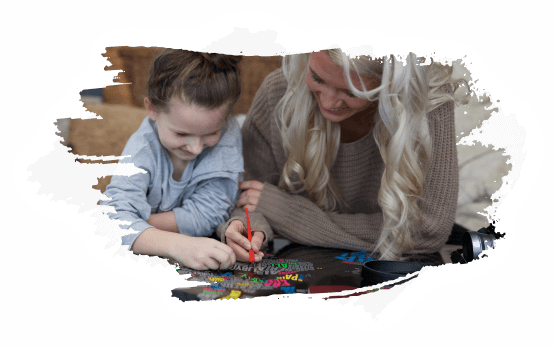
[225,220,264,262]
[237,180,265,212]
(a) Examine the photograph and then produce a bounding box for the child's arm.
[147,212,179,233]
[131,227,236,270]
[102,171,155,246]
[146,179,238,235]
[104,164,237,266]
[172,178,240,236]
[144,181,267,263]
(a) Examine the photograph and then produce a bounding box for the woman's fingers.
[225,222,251,250]
[228,238,264,262]
[237,181,265,210]
[244,204,257,212]
[253,251,264,262]
[227,237,252,262]
[224,220,265,263]
[251,231,264,252]
[239,180,265,191]
[236,189,261,209]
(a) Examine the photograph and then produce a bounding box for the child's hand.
[170,235,237,270]
[225,220,264,262]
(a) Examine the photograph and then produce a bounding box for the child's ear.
[144,97,157,121]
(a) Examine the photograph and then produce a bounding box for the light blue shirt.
[101,116,244,249]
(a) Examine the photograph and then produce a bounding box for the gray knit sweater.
[218,68,458,254]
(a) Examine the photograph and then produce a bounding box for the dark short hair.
[147,48,242,113]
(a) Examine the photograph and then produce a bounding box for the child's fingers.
[202,244,234,270]
[199,257,221,271]
[212,250,235,270]
[215,242,236,268]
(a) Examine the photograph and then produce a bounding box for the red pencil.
[245,208,255,263]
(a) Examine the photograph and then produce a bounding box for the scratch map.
[171,248,381,301]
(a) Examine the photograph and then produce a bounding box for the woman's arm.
[254,183,384,251]
[413,100,459,251]
[235,68,382,251]
[218,71,284,247]
[249,100,458,254]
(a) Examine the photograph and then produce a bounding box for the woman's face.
[306,51,379,123]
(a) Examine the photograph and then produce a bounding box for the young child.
[101,49,256,270]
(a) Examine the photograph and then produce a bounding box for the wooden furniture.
[101,47,282,115]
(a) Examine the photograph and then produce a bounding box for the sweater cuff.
[121,220,153,251]
[256,183,291,233]
[216,216,243,244]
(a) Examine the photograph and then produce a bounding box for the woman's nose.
[319,88,343,109]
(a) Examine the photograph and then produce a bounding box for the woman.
[217,49,468,261]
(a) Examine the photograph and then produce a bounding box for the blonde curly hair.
[276,49,468,260]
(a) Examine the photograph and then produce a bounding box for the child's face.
[146,96,229,162]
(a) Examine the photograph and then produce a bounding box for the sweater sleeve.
[242,69,384,252]
[101,150,155,249]
[255,184,384,251]
[254,100,458,254]
[417,100,459,252]
[173,177,239,237]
